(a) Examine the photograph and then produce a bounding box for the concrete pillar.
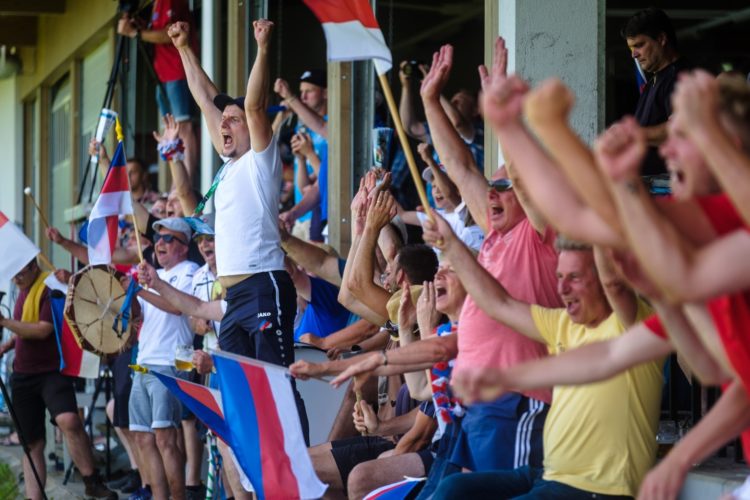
[485,0,605,173]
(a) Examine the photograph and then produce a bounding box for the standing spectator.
[0,259,116,500]
[118,0,200,182]
[621,7,684,176]
[275,69,329,241]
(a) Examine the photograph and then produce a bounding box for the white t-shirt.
[215,136,285,277]
[417,203,484,253]
[137,259,199,366]
[191,263,220,350]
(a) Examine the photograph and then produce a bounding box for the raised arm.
[524,78,622,228]
[673,70,750,226]
[597,117,750,302]
[154,114,197,214]
[280,224,342,287]
[274,78,328,138]
[168,22,222,154]
[398,62,429,142]
[593,247,639,327]
[245,19,274,153]
[138,262,223,321]
[479,53,622,245]
[46,227,90,264]
[420,46,489,232]
[422,211,540,342]
[348,192,397,320]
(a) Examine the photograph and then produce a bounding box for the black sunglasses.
[488,178,513,192]
[154,233,187,245]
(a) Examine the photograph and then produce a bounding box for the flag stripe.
[176,378,224,418]
[242,362,300,500]
[152,371,230,443]
[303,0,380,28]
[321,22,392,74]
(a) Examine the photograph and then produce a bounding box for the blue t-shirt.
[294,276,351,341]
[294,119,328,222]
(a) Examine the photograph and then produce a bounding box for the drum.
[64,265,136,357]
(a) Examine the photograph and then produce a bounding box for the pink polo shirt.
[456,217,561,404]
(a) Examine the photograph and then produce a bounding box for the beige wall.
[17,0,115,99]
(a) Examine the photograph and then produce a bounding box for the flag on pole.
[211,351,327,500]
[302,0,392,75]
[47,279,101,379]
[0,211,41,284]
[87,140,133,265]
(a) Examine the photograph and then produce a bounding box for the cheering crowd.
[1,4,750,500]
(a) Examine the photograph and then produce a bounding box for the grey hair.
[554,235,592,252]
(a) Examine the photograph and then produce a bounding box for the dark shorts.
[10,371,79,444]
[433,466,634,500]
[111,347,135,428]
[220,270,297,368]
[156,79,196,122]
[331,436,396,491]
[450,393,548,472]
[220,270,309,443]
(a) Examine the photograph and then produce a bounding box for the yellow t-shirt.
[530,300,663,497]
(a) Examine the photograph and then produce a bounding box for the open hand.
[365,191,397,233]
[152,114,180,145]
[420,45,453,102]
[479,37,529,129]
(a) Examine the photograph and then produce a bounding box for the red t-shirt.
[150,0,192,82]
[644,193,750,459]
[13,286,60,374]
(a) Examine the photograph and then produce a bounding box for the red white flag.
[0,211,41,284]
[87,141,133,265]
[302,0,392,75]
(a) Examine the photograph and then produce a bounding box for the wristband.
[158,138,185,162]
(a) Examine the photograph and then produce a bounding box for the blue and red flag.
[149,370,230,443]
[47,276,100,379]
[363,477,425,500]
[87,139,133,265]
[211,351,327,500]
[634,59,648,94]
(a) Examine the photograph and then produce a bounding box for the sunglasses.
[488,178,513,192]
[154,233,187,245]
[194,235,215,244]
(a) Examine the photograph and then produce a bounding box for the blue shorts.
[156,79,196,122]
[450,393,548,472]
[129,364,186,432]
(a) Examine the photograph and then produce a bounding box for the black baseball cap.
[213,94,245,111]
[299,69,326,88]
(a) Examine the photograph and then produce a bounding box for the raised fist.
[168,22,190,49]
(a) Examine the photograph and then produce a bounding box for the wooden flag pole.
[377,73,434,223]
[36,252,55,272]
[116,118,145,264]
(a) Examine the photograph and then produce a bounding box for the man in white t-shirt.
[131,217,199,500]
[168,19,307,441]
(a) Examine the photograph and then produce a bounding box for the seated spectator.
[422,220,660,498]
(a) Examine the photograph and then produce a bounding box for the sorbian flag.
[211,351,327,500]
[302,0,392,75]
[87,140,133,265]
